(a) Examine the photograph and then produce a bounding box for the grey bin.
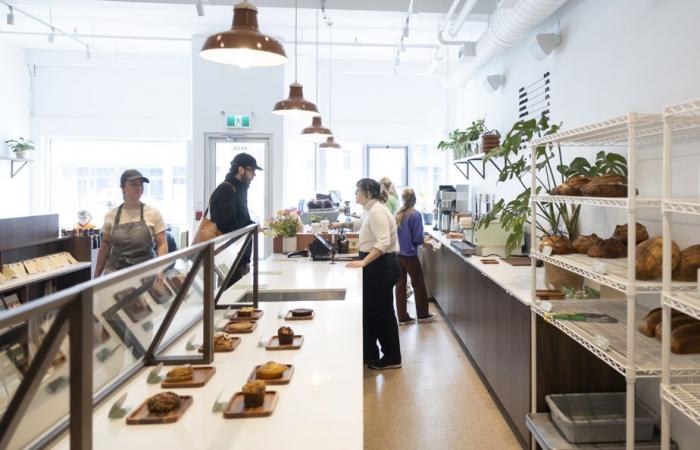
[526,413,676,450]
[546,393,656,444]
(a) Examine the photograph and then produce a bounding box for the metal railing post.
[69,289,93,450]
[202,242,215,363]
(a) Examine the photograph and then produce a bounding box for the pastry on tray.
[238,306,256,317]
[673,245,700,282]
[635,236,680,281]
[214,332,236,351]
[551,175,592,196]
[571,234,602,254]
[290,308,313,317]
[242,380,266,407]
[255,361,288,380]
[224,321,254,333]
[611,222,649,245]
[277,326,294,345]
[539,236,573,255]
[580,174,629,197]
[147,392,181,414]
[587,238,627,258]
[165,365,194,383]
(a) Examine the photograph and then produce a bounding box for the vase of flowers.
[266,209,303,253]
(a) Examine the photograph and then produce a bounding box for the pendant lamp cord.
[294,0,298,82]
[315,8,319,103]
[328,23,333,127]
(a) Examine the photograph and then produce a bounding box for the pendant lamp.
[272,0,319,117]
[300,8,333,142]
[200,1,287,68]
[319,21,341,149]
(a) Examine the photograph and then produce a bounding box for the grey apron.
[106,203,156,271]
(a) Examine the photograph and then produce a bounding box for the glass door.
[205,135,271,258]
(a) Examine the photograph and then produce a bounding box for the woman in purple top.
[395,188,435,325]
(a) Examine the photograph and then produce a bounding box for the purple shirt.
[397,210,424,257]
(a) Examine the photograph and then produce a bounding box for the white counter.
[50,256,363,450]
[426,230,544,306]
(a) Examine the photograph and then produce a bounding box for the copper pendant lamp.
[200,1,287,68]
[300,9,333,142]
[272,0,318,117]
[318,20,341,149]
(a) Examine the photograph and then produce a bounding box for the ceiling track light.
[196,0,206,17]
[200,1,287,68]
[272,0,318,117]
[6,5,14,25]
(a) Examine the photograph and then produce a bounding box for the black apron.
[107,203,156,271]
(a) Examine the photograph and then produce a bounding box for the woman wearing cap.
[346,178,402,370]
[95,169,167,276]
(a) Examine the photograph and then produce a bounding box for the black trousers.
[361,252,401,363]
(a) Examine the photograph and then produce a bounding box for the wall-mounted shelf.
[0,156,33,178]
[452,154,502,180]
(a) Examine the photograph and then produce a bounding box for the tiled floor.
[363,301,522,450]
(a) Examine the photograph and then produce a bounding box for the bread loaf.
[673,245,700,282]
[580,174,629,197]
[635,237,681,281]
[572,234,602,254]
[539,236,573,255]
[612,222,649,245]
[671,323,700,354]
[639,308,661,337]
[552,176,592,196]
[654,314,698,339]
[587,238,627,258]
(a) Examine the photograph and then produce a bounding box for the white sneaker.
[417,314,436,323]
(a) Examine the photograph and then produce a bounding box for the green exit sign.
[226,114,251,129]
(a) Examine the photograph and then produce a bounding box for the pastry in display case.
[255,361,288,380]
[611,222,649,245]
[142,276,174,305]
[113,287,153,323]
[571,234,602,254]
[587,238,627,258]
[539,236,574,255]
[164,365,194,383]
[635,236,680,280]
[242,380,266,407]
[238,306,256,318]
[277,326,294,345]
[224,321,255,334]
[672,244,700,281]
[127,391,193,425]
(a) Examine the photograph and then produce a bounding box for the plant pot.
[14,150,28,159]
[282,236,297,253]
[482,134,500,154]
[544,262,584,291]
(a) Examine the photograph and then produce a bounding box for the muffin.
[255,361,288,380]
[224,321,254,333]
[213,331,235,351]
[242,380,266,407]
[147,391,181,414]
[291,308,313,318]
[165,365,194,383]
[238,306,256,318]
[277,326,294,345]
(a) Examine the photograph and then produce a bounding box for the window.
[49,140,188,229]
[408,145,447,213]
[316,142,363,206]
[282,140,316,208]
[366,145,408,186]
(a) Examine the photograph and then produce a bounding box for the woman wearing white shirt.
[346,178,402,370]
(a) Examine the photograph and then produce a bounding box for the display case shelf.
[531,251,695,293]
[662,384,700,427]
[663,291,700,322]
[0,262,91,295]
[664,199,700,216]
[533,195,661,209]
[533,299,700,377]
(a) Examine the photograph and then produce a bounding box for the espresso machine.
[434,185,456,232]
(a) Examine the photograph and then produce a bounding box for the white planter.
[14,150,28,159]
[282,236,296,253]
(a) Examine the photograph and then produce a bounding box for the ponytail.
[396,188,417,225]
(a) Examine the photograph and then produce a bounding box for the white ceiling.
[0,0,489,61]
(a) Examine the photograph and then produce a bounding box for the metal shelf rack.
[0,156,33,178]
[532,194,661,209]
[660,99,700,450]
[452,153,503,180]
[529,111,660,450]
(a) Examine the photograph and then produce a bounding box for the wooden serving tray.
[223,321,258,334]
[161,366,216,388]
[126,395,193,425]
[481,259,499,265]
[198,336,241,353]
[229,309,264,322]
[224,391,278,418]
[536,289,565,300]
[248,364,294,385]
[285,310,315,321]
[265,335,304,350]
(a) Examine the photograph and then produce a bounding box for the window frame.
[364,144,409,187]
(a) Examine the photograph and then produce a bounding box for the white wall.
[458,0,700,446]
[0,40,31,218]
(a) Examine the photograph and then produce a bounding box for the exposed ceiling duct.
[447,0,568,87]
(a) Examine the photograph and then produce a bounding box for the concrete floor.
[363,302,522,450]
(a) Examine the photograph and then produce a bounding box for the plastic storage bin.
[546,393,656,443]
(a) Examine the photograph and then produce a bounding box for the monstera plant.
[479,114,627,256]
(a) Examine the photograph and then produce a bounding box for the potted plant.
[481,129,501,154]
[5,137,35,159]
[438,118,487,159]
[265,208,303,253]
[479,114,628,287]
